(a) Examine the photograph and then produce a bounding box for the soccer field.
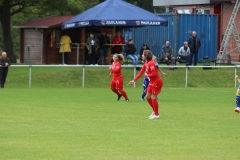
[0,87,239,160]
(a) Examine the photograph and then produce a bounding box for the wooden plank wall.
[23,29,42,64]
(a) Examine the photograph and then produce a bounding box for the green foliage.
[82,0,99,10]
[0,28,3,51]
[0,87,240,159]
[124,0,165,13]
[36,0,84,15]
[0,0,84,55]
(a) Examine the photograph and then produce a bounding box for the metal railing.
[3,65,240,88]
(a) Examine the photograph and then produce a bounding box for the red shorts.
[110,77,123,90]
[147,79,163,95]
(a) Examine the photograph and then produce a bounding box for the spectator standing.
[125,39,138,65]
[112,31,125,54]
[86,32,99,65]
[162,41,175,66]
[178,41,190,66]
[188,31,201,66]
[99,30,110,65]
[0,52,11,88]
[59,32,72,64]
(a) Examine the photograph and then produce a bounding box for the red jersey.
[112,36,125,53]
[110,61,123,79]
[134,60,161,84]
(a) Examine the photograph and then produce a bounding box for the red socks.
[119,89,129,100]
[152,99,159,116]
[147,98,159,116]
[111,88,129,100]
[111,88,121,96]
[147,98,154,111]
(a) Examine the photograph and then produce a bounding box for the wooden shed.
[14,16,116,65]
[14,16,81,64]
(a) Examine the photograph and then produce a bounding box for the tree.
[0,0,16,62]
[82,0,99,10]
[124,0,165,13]
[0,0,83,62]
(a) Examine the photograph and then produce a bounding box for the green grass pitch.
[1,87,240,159]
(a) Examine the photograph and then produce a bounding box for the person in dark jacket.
[98,30,110,65]
[86,32,99,65]
[0,52,11,88]
[188,31,201,66]
[125,39,138,65]
[139,44,150,61]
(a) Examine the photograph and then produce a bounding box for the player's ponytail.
[117,54,125,64]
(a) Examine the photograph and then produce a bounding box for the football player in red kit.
[110,54,129,102]
[128,50,163,119]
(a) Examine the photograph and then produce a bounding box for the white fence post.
[82,66,85,88]
[29,65,32,88]
[134,66,136,88]
[185,66,188,88]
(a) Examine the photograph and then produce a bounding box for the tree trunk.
[0,0,16,63]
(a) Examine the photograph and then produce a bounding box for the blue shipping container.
[128,14,218,62]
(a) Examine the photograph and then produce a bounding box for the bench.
[203,57,231,66]
[157,57,179,70]
[157,56,181,65]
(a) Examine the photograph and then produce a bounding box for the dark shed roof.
[14,16,75,28]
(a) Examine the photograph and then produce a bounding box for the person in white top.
[178,41,190,66]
